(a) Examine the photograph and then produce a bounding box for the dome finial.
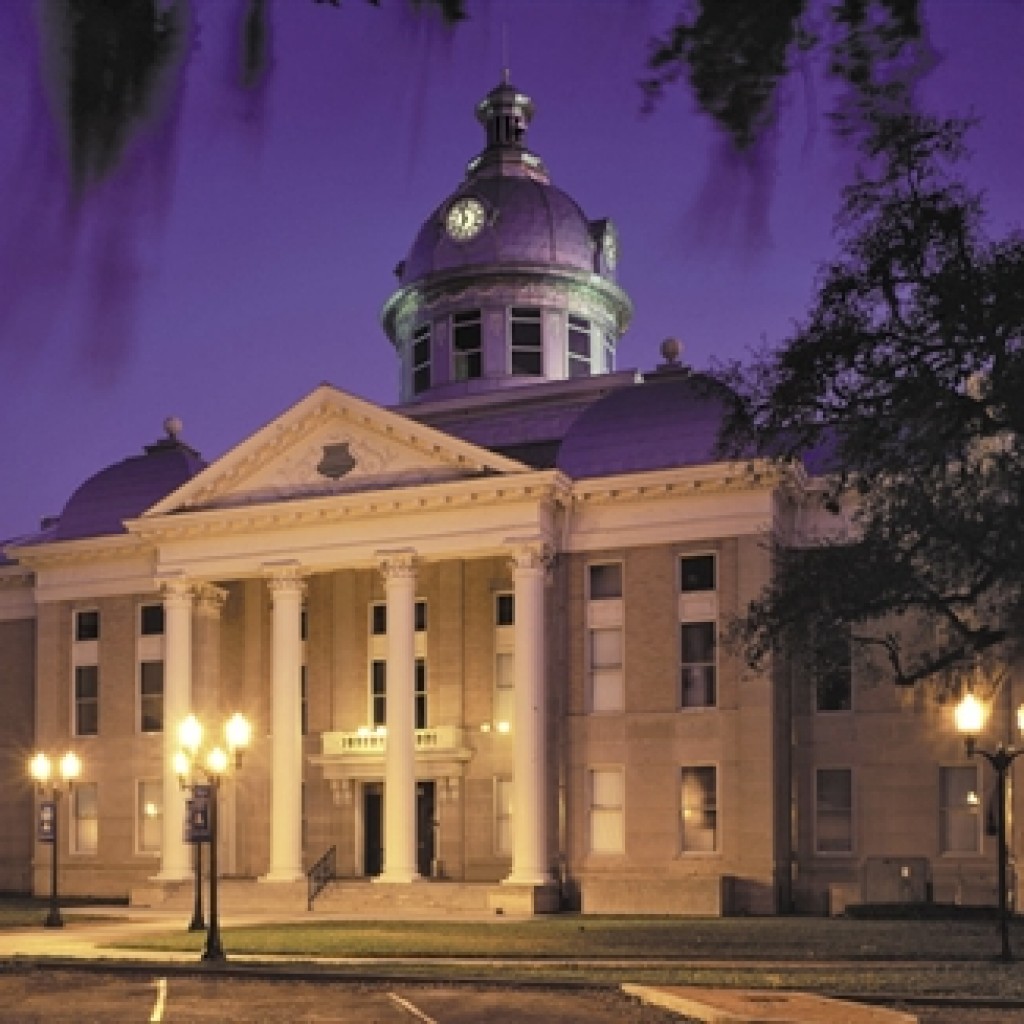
[164,415,184,441]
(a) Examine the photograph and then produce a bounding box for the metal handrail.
[307,844,337,911]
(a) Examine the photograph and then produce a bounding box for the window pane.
[495,593,515,626]
[814,626,852,712]
[940,766,980,853]
[495,652,515,725]
[681,555,716,592]
[75,610,99,642]
[681,767,717,852]
[682,622,715,663]
[371,604,387,635]
[140,661,164,733]
[371,660,386,727]
[415,659,427,730]
[415,601,427,632]
[590,628,622,667]
[75,665,99,735]
[589,563,622,600]
[816,768,853,853]
[74,783,98,854]
[140,604,164,635]
[590,769,624,854]
[591,668,623,712]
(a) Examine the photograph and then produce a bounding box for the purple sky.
[1,0,1022,542]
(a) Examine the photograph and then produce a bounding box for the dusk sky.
[1,0,1021,543]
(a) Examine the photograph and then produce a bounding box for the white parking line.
[149,977,167,1022]
[388,991,439,1023]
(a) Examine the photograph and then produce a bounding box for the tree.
[721,101,1024,688]
[641,0,925,148]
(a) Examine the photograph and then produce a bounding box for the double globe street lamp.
[28,750,82,928]
[173,711,251,962]
[954,689,1024,961]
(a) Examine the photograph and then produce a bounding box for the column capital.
[195,583,228,618]
[506,538,554,577]
[159,575,194,607]
[377,548,418,582]
[263,562,306,597]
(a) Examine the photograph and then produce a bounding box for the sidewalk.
[0,908,918,1024]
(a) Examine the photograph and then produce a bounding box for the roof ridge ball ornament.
[164,416,184,442]
[656,337,688,374]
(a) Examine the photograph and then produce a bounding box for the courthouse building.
[0,78,1017,916]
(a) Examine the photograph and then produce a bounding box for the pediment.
[143,384,527,516]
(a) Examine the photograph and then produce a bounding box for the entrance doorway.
[362,784,383,877]
[417,781,436,878]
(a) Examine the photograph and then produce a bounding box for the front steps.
[130,878,560,918]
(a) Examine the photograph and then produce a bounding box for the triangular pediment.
[143,384,528,516]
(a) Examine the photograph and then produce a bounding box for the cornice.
[570,460,791,505]
[5,532,150,571]
[128,470,572,544]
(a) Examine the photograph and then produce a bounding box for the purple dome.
[401,175,596,284]
[556,372,743,478]
[54,431,206,542]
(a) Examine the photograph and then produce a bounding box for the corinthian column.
[262,565,306,882]
[505,542,552,885]
[377,550,419,884]
[156,578,193,880]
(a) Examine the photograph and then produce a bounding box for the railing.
[321,725,466,757]
[307,844,337,911]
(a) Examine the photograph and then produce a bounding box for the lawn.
[102,915,1024,997]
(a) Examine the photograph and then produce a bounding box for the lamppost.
[173,716,207,933]
[173,711,251,962]
[28,750,82,928]
[954,690,1024,961]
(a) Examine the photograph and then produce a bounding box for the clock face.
[446,197,486,241]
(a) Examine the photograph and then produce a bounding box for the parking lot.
[0,970,691,1023]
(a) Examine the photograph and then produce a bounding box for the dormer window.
[412,324,431,395]
[509,307,542,375]
[452,310,482,380]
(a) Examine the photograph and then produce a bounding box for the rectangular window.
[815,768,853,853]
[415,659,427,730]
[453,310,482,380]
[940,765,981,854]
[300,606,309,642]
[139,604,164,636]
[72,783,98,855]
[75,609,100,642]
[589,627,623,712]
[137,780,162,855]
[680,766,717,853]
[814,626,853,713]
[588,562,622,600]
[495,776,513,856]
[495,593,515,626]
[680,622,716,707]
[412,323,431,395]
[371,604,387,636]
[681,554,716,593]
[415,600,427,632]
[509,306,543,375]
[371,660,386,727]
[75,665,99,736]
[568,314,591,378]
[589,768,624,854]
[139,661,163,733]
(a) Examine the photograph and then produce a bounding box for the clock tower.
[381,75,632,405]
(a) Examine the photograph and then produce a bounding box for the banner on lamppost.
[37,800,56,843]
[185,785,212,844]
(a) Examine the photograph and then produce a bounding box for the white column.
[156,578,192,881]
[506,542,552,885]
[263,566,306,882]
[377,550,419,883]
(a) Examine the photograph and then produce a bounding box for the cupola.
[381,77,632,405]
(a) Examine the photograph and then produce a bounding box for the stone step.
[131,877,559,917]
